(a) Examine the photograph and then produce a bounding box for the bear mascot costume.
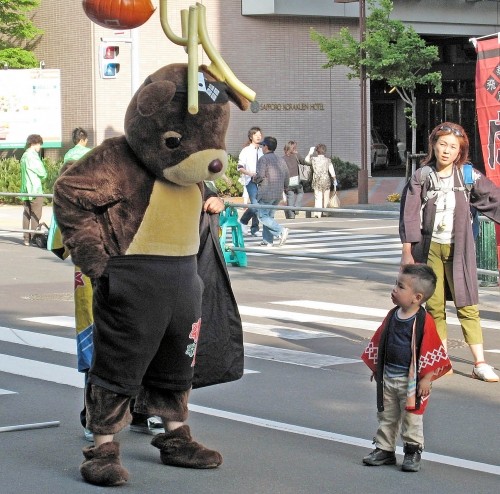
[53,64,247,486]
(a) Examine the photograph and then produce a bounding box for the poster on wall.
[0,68,62,149]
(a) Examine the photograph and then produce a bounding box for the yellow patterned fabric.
[74,268,94,372]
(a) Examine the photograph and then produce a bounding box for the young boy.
[361,264,451,472]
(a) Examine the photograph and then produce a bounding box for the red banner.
[475,35,500,184]
[474,34,500,268]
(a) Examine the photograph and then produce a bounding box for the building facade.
[28,0,500,173]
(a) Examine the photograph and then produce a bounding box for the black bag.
[33,222,49,249]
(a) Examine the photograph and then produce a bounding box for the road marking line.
[243,322,339,340]
[0,354,83,387]
[274,301,500,330]
[0,326,76,353]
[245,343,360,368]
[238,305,378,331]
[0,388,17,395]
[189,404,500,476]
[22,316,75,328]
[0,354,258,389]
[284,237,398,246]
[275,301,388,317]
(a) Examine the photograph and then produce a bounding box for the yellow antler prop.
[160,1,256,114]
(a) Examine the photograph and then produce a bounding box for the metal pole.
[358,0,369,204]
[0,421,60,433]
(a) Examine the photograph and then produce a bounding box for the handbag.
[327,190,341,209]
[32,222,49,249]
[298,162,311,183]
[289,175,300,187]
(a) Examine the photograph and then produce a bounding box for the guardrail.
[1,191,498,279]
[0,191,53,235]
[222,202,499,279]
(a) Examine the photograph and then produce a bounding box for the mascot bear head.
[124,63,249,186]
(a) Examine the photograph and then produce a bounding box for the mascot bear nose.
[208,159,223,174]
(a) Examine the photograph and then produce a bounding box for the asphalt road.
[0,213,499,494]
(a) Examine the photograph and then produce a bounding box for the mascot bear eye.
[165,136,182,149]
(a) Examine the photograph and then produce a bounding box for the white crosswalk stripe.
[244,343,360,368]
[0,302,372,391]
[229,228,403,263]
[3,301,499,392]
[272,300,500,330]
[0,388,16,395]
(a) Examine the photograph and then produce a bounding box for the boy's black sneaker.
[362,448,396,466]
[402,443,422,472]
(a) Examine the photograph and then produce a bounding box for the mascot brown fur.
[53,64,247,486]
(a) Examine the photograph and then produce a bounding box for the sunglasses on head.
[438,125,463,137]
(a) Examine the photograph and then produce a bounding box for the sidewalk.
[306,176,406,210]
[0,176,406,232]
[0,204,53,231]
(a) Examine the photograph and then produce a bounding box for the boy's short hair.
[401,263,437,303]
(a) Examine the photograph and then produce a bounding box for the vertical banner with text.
[474,34,500,268]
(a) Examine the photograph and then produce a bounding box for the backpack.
[419,163,479,239]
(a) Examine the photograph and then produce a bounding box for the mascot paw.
[151,425,223,469]
[80,441,129,486]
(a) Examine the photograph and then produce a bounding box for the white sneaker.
[83,427,94,442]
[278,227,289,246]
[472,363,499,382]
[129,416,165,435]
[239,221,249,235]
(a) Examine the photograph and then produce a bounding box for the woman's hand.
[400,242,415,267]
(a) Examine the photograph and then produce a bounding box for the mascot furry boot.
[152,425,223,468]
[81,442,129,487]
[53,63,247,486]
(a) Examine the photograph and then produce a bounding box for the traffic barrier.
[1,191,498,279]
[224,203,499,279]
[476,217,498,285]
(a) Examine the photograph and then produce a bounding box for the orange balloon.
[82,0,156,30]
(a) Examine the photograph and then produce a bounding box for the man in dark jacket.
[253,136,290,247]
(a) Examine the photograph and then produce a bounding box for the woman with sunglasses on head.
[400,122,500,382]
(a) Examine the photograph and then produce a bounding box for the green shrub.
[44,158,63,192]
[215,154,244,197]
[0,156,63,204]
[331,156,359,189]
[0,158,22,201]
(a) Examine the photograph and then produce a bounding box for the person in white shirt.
[238,127,263,235]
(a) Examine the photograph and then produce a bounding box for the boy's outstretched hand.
[417,374,432,397]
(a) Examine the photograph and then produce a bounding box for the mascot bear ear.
[227,85,251,112]
[136,80,177,117]
[202,65,250,112]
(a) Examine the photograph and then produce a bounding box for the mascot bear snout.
[208,159,223,174]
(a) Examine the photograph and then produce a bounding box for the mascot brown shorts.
[88,255,203,396]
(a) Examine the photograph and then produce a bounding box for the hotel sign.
[259,102,325,111]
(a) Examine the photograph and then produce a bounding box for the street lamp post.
[334,0,368,204]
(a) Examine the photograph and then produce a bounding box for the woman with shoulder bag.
[306,143,336,218]
[282,141,307,219]
[400,121,500,382]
